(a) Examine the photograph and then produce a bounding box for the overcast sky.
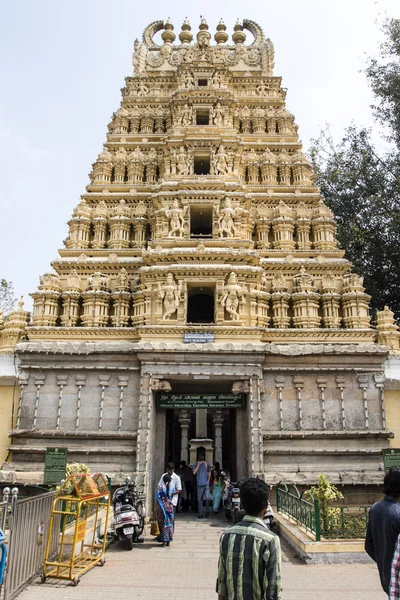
[1,0,399,310]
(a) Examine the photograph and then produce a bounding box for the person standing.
[155,474,174,547]
[216,478,282,600]
[210,468,225,513]
[180,460,194,511]
[158,462,182,515]
[365,467,400,595]
[193,454,211,518]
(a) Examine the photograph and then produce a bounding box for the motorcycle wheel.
[233,509,240,524]
[137,517,144,536]
[125,536,133,550]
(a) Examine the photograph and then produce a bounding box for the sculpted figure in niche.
[164,199,188,237]
[210,71,224,89]
[137,80,149,97]
[220,272,247,321]
[216,197,236,237]
[182,71,195,89]
[211,102,224,127]
[176,146,190,175]
[180,103,193,126]
[158,273,182,319]
[213,145,230,175]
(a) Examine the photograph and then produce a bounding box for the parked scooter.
[222,473,243,524]
[263,501,277,531]
[112,477,145,550]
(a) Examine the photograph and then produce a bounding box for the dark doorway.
[194,154,210,175]
[164,408,237,476]
[190,206,213,237]
[187,287,215,323]
[196,108,210,125]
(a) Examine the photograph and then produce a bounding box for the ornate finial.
[162,18,176,44]
[232,19,246,44]
[18,296,24,309]
[179,17,193,45]
[197,16,211,48]
[199,16,209,30]
[215,18,228,45]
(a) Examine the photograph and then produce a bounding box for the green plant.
[304,473,344,532]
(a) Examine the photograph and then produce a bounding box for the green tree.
[310,18,400,319]
[0,279,16,314]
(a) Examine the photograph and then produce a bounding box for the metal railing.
[276,482,321,541]
[0,487,59,600]
[276,481,370,541]
[319,505,370,539]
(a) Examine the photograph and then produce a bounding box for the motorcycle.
[222,473,243,524]
[112,477,146,550]
[263,501,277,531]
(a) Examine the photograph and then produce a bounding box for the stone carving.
[211,102,224,127]
[177,103,193,126]
[216,198,236,237]
[212,145,230,176]
[174,146,191,176]
[158,199,188,237]
[158,273,182,319]
[220,272,247,321]
[210,71,224,89]
[181,71,195,89]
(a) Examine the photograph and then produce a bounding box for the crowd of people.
[154,455,226,546]
[153,461,400,599]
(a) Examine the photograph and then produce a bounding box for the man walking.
[193,454,211,518]
[216,478,282,600]
[158,462,182,515]
[365,467,400,595]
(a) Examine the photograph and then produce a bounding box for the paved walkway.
[18,513,386,600]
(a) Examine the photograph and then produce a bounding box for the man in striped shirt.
[216,478,282,600]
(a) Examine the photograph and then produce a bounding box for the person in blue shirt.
[193,454,211,518]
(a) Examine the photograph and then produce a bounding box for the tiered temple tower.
[2,18,398,498]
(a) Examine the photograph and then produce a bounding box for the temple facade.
[1,18,400,500]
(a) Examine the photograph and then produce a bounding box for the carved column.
[213,410,224,467]
[179,409,190,463]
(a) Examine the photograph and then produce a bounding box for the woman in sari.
[156,474,175,546]
[210,469,225,513]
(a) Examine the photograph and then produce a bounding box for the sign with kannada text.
[156,393,245,409]
[383,448,400,471]
[184,332,215,343]
[43,447,68,485]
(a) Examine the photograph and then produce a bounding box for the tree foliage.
[0,279,16,314]
[310,18,400,319]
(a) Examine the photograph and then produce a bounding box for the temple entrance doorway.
[164,408,237,479]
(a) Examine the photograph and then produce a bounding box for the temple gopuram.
[1,18,400,501]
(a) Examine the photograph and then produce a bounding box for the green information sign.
[156,393,245,409]
[383,448,400,471]
[43,447,68,485]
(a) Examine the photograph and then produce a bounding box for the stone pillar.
[179,409,190,463]
[213,410,223,467]
[196,409,207,437]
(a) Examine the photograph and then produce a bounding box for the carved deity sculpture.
[158,273,182,319]
[220,272,247,321]
[176,146,191,175]
[213,145,230,175]
[137,80,149,97]
[182,71,195,89]
[210,71,224,89]
[180,103,193,126]
[216,197,236,237]
[162,199,188,237]
[211,102,224,127]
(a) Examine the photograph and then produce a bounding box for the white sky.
[1,0,399,310]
